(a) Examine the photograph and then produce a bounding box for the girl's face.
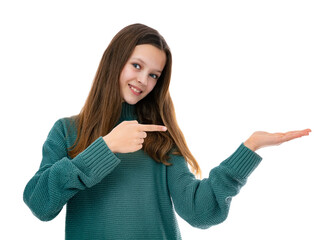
[119,44,166,105]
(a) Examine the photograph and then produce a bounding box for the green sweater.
[23,102,262,240]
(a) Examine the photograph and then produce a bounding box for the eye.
[132,63,141,69]
[149,74,159,80]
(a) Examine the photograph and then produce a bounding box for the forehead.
[129,44,166,71]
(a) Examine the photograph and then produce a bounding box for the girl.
[23,23,311,239]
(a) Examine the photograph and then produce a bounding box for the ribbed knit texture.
[23,102,262,239]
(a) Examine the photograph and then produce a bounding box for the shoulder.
[168,153,185,163]
[167,153,191,172]
[48,117,76,138]
[46,116,78,149]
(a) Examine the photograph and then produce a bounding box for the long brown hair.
[68,23,201,178]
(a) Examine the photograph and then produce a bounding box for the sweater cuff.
[77,137,121,179]
[223,143,262,179]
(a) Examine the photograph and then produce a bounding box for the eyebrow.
[131,57,162,73]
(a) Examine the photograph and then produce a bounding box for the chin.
[123,97,140,105]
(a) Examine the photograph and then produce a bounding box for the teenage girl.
[23,23,311,240]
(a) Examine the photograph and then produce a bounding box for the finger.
[138,124,167,132]
[281,130,311,142]
[287,129,311,137]
[302,129,312,134]
[137,144,143,150]
[138,131,147,139]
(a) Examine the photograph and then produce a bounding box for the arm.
[167,128,311,229]
[23,119,121,221]
[167,143,261,229]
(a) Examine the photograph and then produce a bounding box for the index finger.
[138,124,167,132]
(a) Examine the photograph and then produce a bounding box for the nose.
[137,72,148,86]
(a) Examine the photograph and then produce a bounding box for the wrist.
[244,138,258,152]
[102,136,117,153]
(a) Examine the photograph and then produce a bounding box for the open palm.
[244,129,311,151]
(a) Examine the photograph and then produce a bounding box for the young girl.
[23,23,311,239]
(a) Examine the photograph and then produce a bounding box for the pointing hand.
[103,120,167,153]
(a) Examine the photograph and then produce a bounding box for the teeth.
[130,86,141,93]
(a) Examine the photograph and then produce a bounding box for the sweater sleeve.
[23,119,121,221]
[167,143,262,229]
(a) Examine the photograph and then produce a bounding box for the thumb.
[127,120,138,124]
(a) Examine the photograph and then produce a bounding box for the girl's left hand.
[244,129,312,151]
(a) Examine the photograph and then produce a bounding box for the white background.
[1,0,333,239]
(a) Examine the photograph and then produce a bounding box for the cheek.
[119,66,133,85]
[146,80,158,93]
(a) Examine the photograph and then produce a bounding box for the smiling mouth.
[129,84,143,95]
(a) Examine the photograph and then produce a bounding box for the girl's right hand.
[103,120,167,153]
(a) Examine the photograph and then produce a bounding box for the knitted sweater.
[23,102,262,240]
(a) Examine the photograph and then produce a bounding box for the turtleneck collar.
[120,102,137,121]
